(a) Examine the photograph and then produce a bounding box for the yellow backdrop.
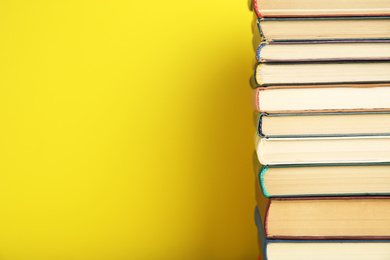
[0,1,256,259]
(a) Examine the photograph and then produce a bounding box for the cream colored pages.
[257,0,390,17]
[258,86,390,112]
[256,136,390,165]
[257,63,390,85]
[261,113,390,136]
[261,19,390,40]
[259,43,390,61]
[267,242,390,260]
[268,199,390,237]
[264,165,390,196]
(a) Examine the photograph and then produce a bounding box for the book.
[256,163,390,197]
[250,0,390,18]
[253,41,390,62]
[255,135,390,165]
[254,17,390,42]
[254,206,390,260]
[252,62,390,86]
[256,197,390,239]
[257,112,390,138]
[250,84,390,113]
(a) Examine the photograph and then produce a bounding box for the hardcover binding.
[264,197,390,240]
[254,40,390,62]
[257,162,390,198]
[258,166,270,197]
[251,0,390,18]
[256,43,267,62]
[256,113,267,137]
[251,83,390,113]
[257,111,390,138]
[255,206,390,260]
[257,17,390,42]
[253,0,262,18]
[254,61,390,87]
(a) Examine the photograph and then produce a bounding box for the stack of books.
[248,0,390,259]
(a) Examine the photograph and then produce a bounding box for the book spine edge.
[257,42,267,62]
[257,19,266,41]
[257,113,267,137]
[253,0,263,18]
[259,165,270,197]
[251,87,262,111]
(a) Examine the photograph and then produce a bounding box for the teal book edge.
[257,111,390,138]
[254,206,390,260]
[258,163,390,198]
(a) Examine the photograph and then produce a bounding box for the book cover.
[255,135,390,165]
[253,62,390,87]
[256,111,390,138]
[255,17,390,42]
[254,206,390,260]
[256,163,390,198]
[253,41,390,62]
[251,0,390,18]
[256,197,390,240]
[250,83,390,113]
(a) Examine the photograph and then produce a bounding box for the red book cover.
[252,0,390,18]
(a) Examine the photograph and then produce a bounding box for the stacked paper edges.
[249,0,390,259]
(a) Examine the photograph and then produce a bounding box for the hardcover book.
[253,41,390,62]
[252,62,390,86]
[254,17,390,42]
[256,163,390,198]
[255,197,390,240]
[256,112,390,138]
[255,135,390,165]
[250,0,390,18]
[250,84,390,113]
[254,206,390,260]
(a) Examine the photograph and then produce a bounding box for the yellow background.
[0,1,256,259]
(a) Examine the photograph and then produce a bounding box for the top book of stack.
[248,0,390,18]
